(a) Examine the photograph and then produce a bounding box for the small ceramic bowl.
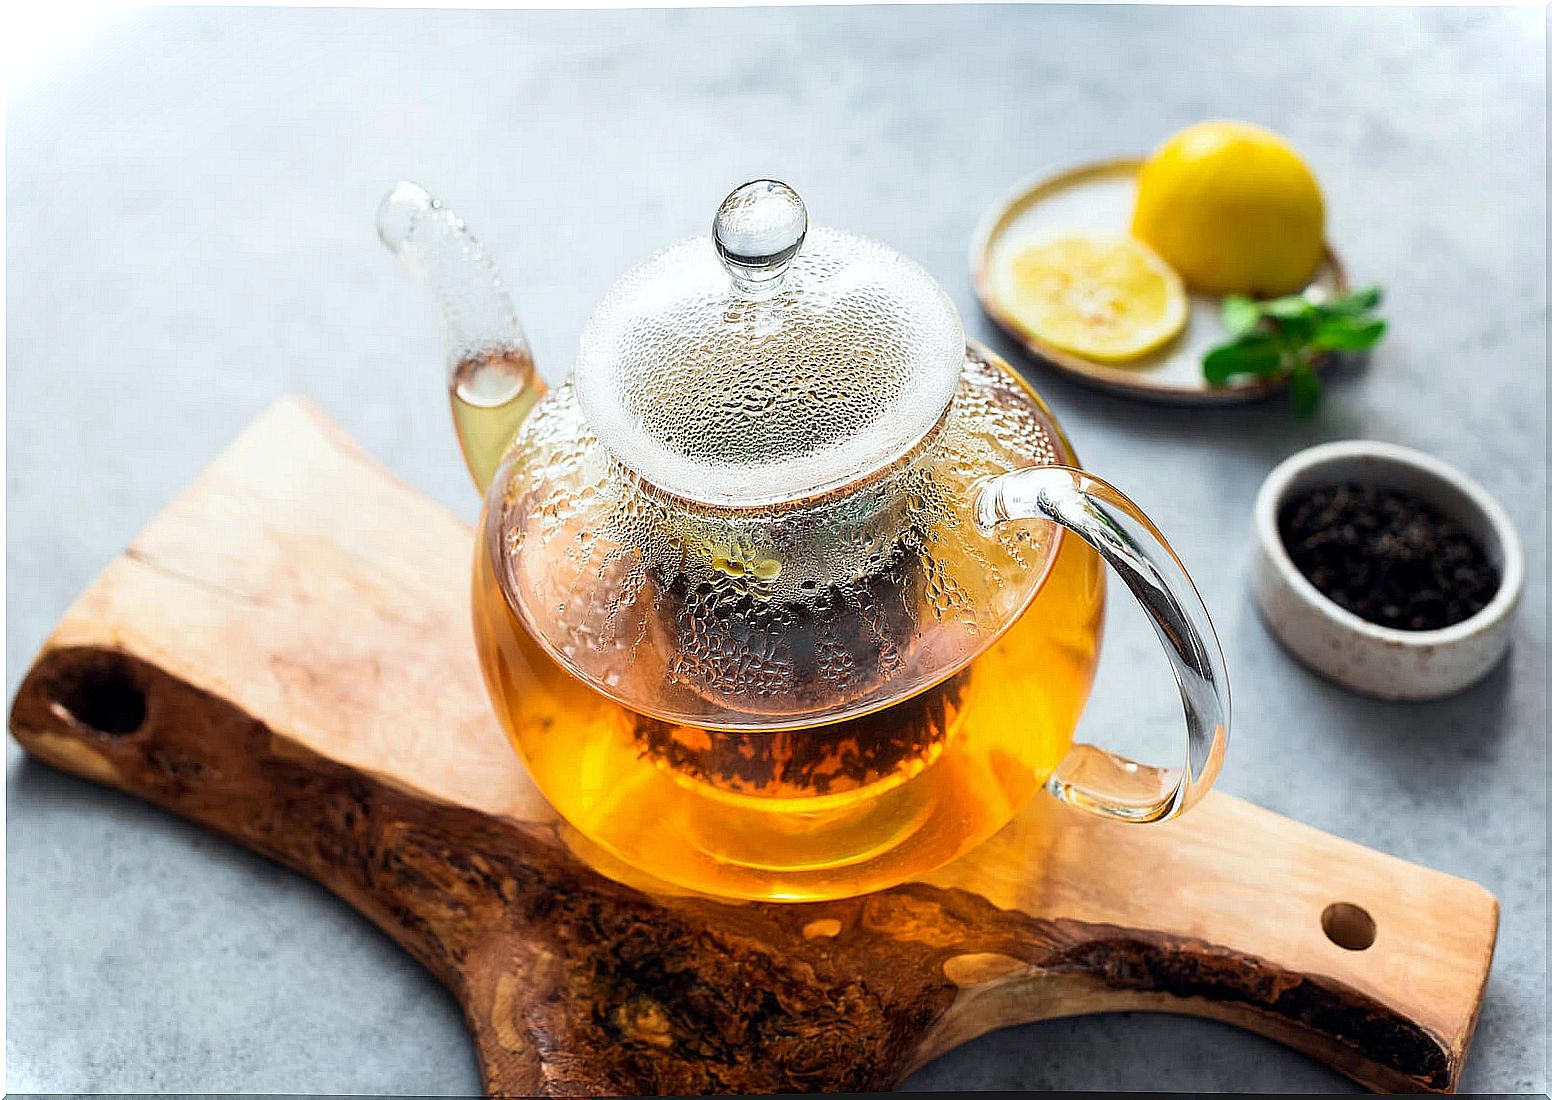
[1251,441,1524,701]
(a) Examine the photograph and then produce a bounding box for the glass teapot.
[378,179,1229,901]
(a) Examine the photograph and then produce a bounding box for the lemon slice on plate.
[997,232,1188,364]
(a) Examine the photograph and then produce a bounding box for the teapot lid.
[573,180,965,507]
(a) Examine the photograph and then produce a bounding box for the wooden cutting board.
[9,397,1498,1095]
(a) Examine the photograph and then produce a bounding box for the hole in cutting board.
[1321,901,1377,950]
[52,654,147,736]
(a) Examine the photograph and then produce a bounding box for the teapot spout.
[377,181,544,494]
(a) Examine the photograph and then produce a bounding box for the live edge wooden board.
[11,398,1498,1095]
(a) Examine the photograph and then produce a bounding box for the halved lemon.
[1133,120,1325,297]
[997,231,1188,364]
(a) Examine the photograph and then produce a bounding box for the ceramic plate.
[970,157,1349,404]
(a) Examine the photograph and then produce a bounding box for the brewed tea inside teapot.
[380,179,1229,901]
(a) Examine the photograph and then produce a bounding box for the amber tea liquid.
[450,349,543,491]
[473,494,1104,901]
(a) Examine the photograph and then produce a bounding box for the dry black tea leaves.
[1277,482,1499,631]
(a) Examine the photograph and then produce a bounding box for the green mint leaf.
[1262,295,1317,320]
[1275,311,1317,348]
[1221,295,1262,336]
[1321,286,1382,315]
[1203,334,1284,385]
[1312,316,1387,351]
[1289,365,1322,416]
[1204,283,1385,413]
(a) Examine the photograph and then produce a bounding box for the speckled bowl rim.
[1253,440,1525,648]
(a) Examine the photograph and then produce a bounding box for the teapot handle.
[975,466,1230,823]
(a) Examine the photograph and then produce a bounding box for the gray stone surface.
[6,5,1545,1094]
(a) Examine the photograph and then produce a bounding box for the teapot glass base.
[472,519,1104,902]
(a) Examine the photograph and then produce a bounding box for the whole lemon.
[1132,121,1325,297]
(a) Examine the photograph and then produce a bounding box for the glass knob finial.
[713,179,807,298]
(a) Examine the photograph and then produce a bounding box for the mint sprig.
[1203,286,1386,416]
